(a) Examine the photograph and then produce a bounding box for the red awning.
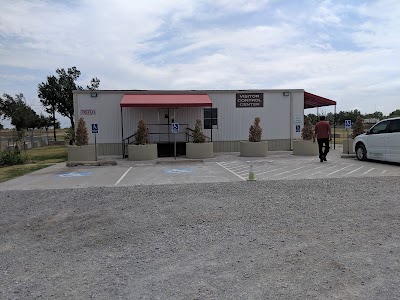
[120,94,212,108]
[304,91,336,109]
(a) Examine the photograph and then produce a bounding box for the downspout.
[121,107,124,158]
[290,92,293,150]
[334,104,337,150]
[210,106,213,142]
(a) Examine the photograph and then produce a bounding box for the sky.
[0,0,399,128]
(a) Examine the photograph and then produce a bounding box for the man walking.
[313,116,331,162]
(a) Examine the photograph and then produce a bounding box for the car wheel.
[356,144,367,161]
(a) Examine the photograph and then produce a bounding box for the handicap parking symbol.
[164,168,192,174]
[296,125,301,133]
[57,172,92,178]
[345,120,352,130]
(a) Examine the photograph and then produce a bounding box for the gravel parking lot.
[1,176,399,299]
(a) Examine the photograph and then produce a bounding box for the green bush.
[0,149,28,166]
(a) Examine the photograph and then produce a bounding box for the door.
[385,119,400,163]
[158,108,176,143]
[366,120,389,160]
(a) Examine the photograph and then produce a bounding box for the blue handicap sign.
[92,124,98,133]
[296,125,301,133]
[345,120,352,130]
[171,123,179,134]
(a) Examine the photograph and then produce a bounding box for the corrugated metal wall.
[74,90,305,155]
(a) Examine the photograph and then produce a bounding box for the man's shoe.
[320,157,324,162]
[323,156,327,161]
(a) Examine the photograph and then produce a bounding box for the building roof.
[304,91,336,109]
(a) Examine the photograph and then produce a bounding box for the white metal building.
[73,89,336,157]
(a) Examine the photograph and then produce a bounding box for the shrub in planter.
[343,116,365,154]
[135,120,150,145]
[186,119,213,159]
[68,117,97,161]
[249,117,262,142]
[192,119,206,143]
[75,117,89,146]
[352,116,365,138]
[240,117,268,157]
[301,117,314,140]
[293,117,318,156]
[128,120,157,160]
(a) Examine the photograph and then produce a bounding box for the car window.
[369,120,389,134]
[387,119,400,133]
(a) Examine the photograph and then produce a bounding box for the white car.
[353,117,400,163]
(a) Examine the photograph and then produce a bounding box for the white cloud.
[0,0,399,129]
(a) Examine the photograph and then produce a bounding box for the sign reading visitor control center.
[236,93,264,108]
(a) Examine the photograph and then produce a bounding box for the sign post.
[171,123,179,160]
[345,120,351,154]
[92,124,98,161]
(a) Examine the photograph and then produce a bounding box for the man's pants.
[317,138,330,158]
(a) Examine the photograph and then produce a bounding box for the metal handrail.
[122,124,211,158]
[186,128,211,143]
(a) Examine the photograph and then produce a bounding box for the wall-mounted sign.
[236,93,264,108]
[81,109,96,115]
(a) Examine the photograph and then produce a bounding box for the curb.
[156,159,204,165]
[66,160,117,167]
[341,154,356,159]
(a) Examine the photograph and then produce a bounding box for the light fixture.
[90,92,97,98]
[283,92,290,96]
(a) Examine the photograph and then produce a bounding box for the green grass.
[0,145,68,183]
[0,164,51,183]
[25,146,68,163]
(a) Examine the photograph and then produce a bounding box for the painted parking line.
[326,164,354,176]
[363,168,375,175]
[115,167,132,186]
[216,162,246,181]
[268,166,307,178]
[345,166,364,176]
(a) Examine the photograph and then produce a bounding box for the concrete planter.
[239,141,268,157]
[68,145,98,161]
[128,144,158,161]
[186,142,214,159]
[292,140,319,156]
[342,138,355,154]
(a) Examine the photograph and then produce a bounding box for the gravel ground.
[1,177,399,300]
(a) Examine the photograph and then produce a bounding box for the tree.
[38,67,100,132]
[0,93,40,131]
[37,75,60,140]
[389,109,400,117]
[306,113,318,125]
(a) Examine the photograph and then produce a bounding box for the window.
[370,120,389,134]
[204,108,218,129]
[388,119,400,133]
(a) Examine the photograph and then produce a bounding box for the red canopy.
[120,94,212,108]
[304,92,336,108]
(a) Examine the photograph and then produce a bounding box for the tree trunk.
[53,111,56,141]
[69,115,75,130]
